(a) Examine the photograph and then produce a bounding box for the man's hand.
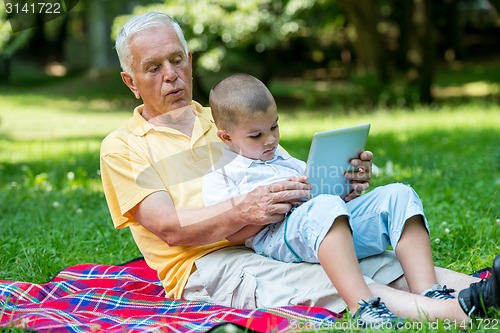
[239,176,311,225]
[344,150,373,202]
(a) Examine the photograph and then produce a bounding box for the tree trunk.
[87,0,114,75]
[396,0,412,71]
[340,0,388,83]
[444,0,463,59]
[0,56,11,83]
[405,0,435,104]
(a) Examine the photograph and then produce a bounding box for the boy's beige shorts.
[183,246,403,313]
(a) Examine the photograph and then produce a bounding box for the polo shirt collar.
[128,101,214,137]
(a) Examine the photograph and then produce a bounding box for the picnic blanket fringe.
[0,257,341,333]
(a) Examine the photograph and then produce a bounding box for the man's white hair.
[115,12,189,74]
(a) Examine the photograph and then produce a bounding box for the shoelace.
[441,285,456,294]
[361,297,395,318]
[427,285,456,299]
[369,300,394,318]
[356,297,405,329]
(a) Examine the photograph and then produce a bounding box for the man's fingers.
[270,203,293,218]
[271,189,311,203]
[268,179,310,193]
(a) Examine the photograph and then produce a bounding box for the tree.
[401,0,435,104]
[110,0,497,106]
[0,5,32,82]
[113,0,318,100]
[339,0,388,82]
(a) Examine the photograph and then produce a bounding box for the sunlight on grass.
[433,81,499,98]
[279,103,499,140]
[0,99,130,141]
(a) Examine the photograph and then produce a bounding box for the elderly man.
[100,11,499,325]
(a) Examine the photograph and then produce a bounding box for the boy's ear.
[121,72,141,99]
[217,129,231,143]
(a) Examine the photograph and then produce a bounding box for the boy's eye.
[249,133,261,139]
[271,124,279,130]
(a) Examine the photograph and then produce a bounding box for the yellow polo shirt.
[100,101,233,298]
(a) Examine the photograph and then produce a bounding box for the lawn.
[0,69,499,332]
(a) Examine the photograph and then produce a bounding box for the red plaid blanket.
[0,258,340,332]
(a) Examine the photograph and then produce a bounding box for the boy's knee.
[384,183,419,201]
[312,194,346,209]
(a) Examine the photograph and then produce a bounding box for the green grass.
[0,71,499,332]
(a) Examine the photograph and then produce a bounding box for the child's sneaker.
[421,284,455,300]
[354,297,405,329]
[458,255,500,317]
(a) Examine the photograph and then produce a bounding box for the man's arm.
[226,225,266,243]
[130,178,310,246]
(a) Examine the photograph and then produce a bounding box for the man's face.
[122,25,193,115]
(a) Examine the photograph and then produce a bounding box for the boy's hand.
[344,151,373,202]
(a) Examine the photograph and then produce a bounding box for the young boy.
[202,73,499,326]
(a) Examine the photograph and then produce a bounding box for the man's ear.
[121,72,141,99]
[217,129,231,143]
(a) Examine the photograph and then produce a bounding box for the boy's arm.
[202,167,241,207]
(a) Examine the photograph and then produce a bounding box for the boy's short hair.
[209,73,275,129]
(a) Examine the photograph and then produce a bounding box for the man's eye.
[148,65,160,73]
[172,57,183,64]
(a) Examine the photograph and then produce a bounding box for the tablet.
[305,123,370,198]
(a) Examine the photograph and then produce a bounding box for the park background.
[0,1,499,331]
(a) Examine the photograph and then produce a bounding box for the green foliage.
[112,0,323,73]
[0,5,33,57]
[0,4,10,51]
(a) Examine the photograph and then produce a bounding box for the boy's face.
[220,105,280,161]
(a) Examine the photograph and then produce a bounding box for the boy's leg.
[375,255,500,320]
[251,194,390,312]
[395,215,438,294]
[249,194,349,263]
[184,245,402,313]
[388,267,479,293]
[369,283,469,322]
[318,215,373,311]
[348,183,439,294]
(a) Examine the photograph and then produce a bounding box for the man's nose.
[163,63,178,81]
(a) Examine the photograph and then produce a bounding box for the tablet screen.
[305,123,370,198]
